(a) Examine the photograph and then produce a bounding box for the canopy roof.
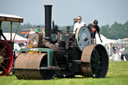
[96,33,116,44]
[2,33,27,41]
[0,13,23,23]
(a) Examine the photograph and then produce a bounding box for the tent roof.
[2,33,27,41]
[0,13,23,22]
[96,33,116,44]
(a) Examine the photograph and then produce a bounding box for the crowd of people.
[25,26,44,48]
[109,44,128,61]
[104,43,128,61]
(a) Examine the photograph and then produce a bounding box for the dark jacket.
[87,24,100,38]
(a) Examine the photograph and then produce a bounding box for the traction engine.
[14,5,109,79]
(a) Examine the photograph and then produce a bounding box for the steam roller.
[14,5,109,80]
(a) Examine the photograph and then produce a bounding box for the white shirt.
[73,22,85,34]
[29,31,35,35]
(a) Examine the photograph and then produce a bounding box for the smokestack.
[44,5,52,41]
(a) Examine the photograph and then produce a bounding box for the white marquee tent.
[2,33,27,43]
[96,33,116,44]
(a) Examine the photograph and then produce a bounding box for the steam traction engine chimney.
[44,5,52,41]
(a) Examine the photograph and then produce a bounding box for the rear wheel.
[0,40,13,76]
[81,44,109,78]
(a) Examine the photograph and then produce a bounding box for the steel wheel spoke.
[91,62,99,74]
[91,49,101,75]
[0,64,7,72]
[2,53,6,57]
[2,62,6,65]
[4,57,10,60]
[91,57,95,62]
[0,46,6,55]
[91,62,96,68]
[93,49,100,60]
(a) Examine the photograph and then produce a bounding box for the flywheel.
[75,26,91,51]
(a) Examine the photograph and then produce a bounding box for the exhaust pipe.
[44,5,52,41]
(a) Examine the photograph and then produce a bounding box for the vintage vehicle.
[14,5,109,80]
[0,13,23,76]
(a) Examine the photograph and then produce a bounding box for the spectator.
[29,28,35,35]
[30,29,42,47]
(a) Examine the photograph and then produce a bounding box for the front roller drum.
[14,53,56,79]
[81,44,109,78]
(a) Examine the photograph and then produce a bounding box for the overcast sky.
[0,0,128,26]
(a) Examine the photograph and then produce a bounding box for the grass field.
[0,61,128,85]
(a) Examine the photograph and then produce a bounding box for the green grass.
[0,61,128,85]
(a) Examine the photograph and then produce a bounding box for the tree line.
[100,21,128,39]
[1,21,128,39]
